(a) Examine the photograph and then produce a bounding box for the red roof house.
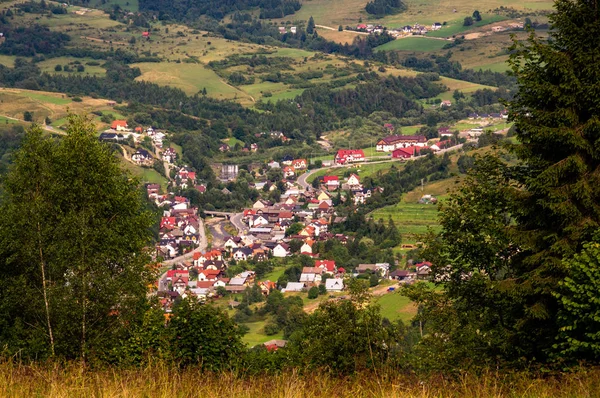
[335,149,365,164]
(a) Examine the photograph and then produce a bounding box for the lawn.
[426,14,507,38]
[242,321,284,347]
[222,137,245,147]
[375,37,450,52]
[21,92,72,106]
[260,267,286,282]
[375,291,416,322]
[476,59,510,72]
[0,54,17,67]
[37,57,107,77]
[0,116,19,124]
[372,202,440,243]
[122,160,168,190]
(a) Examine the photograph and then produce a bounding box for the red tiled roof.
[111,120,127,129]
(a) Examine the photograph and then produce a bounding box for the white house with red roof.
[347,173,361,188]
[315,259,336,273]
[323,175,340,190]
[376,135,427,152]
[292,158,308,169]
[283,166,296,178]
[335,149,365,165]
[111,120,129,131]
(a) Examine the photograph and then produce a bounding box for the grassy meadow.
[2,360,600,397]
[0,88,118,128]
[375,37,450,52]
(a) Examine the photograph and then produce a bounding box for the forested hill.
[139,0,302,20]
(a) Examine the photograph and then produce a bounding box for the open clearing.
[375,37,450,52]
[0,88,113,124]
[276,0,553,30]
[132,62,251,102]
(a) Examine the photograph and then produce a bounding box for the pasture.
[132,62,251,102]
[0,88,121,129]
[375,291,416,322]
[275,0,554,30]
[375,37,450,52]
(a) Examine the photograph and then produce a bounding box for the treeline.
[139,0,301,21]
[399,54,517,89]
[365,0,407,16]
[0,23,70,56]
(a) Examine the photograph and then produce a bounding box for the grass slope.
[375,37,450,52]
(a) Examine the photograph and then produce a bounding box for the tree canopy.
[419,0,600,367]
[0,116,155,361]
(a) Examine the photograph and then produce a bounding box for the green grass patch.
[241,321,284,347]
[371,202,440,243]
[133,62,248,101]
[261,267,286,282]
[375,291,416,322]
[426,14,507,38]
[222,137,245,147]
[0,55,18,67]
[375,37,450,52]
[475,59,510,72]
[21,92,72,105]
[0,116,19,124]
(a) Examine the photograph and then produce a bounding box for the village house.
[292,158,308,170]
[325,278,344,292]
[283,282,305,292]
[111,120,129,131]
[440,100,452,107]
[268,160,280,169]
[273,242,290,258]
[283,166,296,178]
[131,148,152,165]
[323,175,340,190]
[335,149,365,165]
[315,259,336,273]
[299,267,323,285]
[347,173,361,188]
[224,236,243,251]
[392,145,424,159]
[232,247,254,262]
[163,147,177,163]
[376,135,428,152]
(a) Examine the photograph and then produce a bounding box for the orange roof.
[111,120,127,129]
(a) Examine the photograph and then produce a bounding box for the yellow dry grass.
[0,360,599,398]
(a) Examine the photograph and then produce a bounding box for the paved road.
[229,212,246,234]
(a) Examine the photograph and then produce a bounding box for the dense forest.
[138,0,301,20]
[365,0,407,16]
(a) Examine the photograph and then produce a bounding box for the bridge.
[203,211,235,219]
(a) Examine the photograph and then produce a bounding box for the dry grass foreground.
[0,361,599,397]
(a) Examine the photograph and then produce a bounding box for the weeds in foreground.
[0,360,597,398]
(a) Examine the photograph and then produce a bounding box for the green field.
[0,55,17,67]
[476,59,510,72]
[375,291,416,322]
[372,202,440,243]
[0,116,19,125]
[133,62,249,102]
[242,321,284,347]
[37,57,107,77]
[260,267,286,282]
[21,92,72,105]
[376,37,450,52]
[426,14,507,38]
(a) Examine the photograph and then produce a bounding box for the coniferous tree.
[420,0,600,367]
[306,16,315,34]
